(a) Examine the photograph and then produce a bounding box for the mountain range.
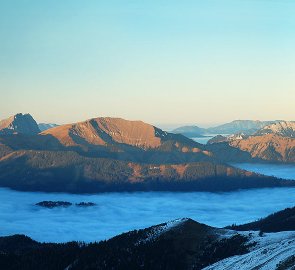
[173,120,282,137]
[1,206,295,270]
[0,113,294,192]
[0,113,293,193]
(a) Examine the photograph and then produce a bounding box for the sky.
[0,0,294,127]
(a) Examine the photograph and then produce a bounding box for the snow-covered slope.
[204,230,295,270]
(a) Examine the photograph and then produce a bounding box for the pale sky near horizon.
[0,0,294,127]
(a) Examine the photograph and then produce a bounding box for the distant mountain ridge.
[0,113,40,135]
[172,125,207,137]
[38,123,59,132]
[207,120,281,135]
[173,120,282,137]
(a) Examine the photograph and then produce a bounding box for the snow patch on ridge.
[204,230,295,270]
[136,218,188,245]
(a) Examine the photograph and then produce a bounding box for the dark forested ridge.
[0,219,252,270]
[228,206,295,233]
[0,149,293,193]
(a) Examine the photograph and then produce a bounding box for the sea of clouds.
[0,163,294,243]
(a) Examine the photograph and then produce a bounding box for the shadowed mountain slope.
[0,113,40,135]
[0,149,290,193]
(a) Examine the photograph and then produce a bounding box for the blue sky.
[0,0,294,126]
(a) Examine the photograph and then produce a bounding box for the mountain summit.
[0,113,40,135]
[42,117,168,149]
[41,117,208,155]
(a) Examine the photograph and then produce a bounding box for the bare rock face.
[0,113,40,135]
[229,134,295,163]
[255,121,295,138]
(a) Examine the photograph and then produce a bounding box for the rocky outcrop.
[0,113,40,135]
